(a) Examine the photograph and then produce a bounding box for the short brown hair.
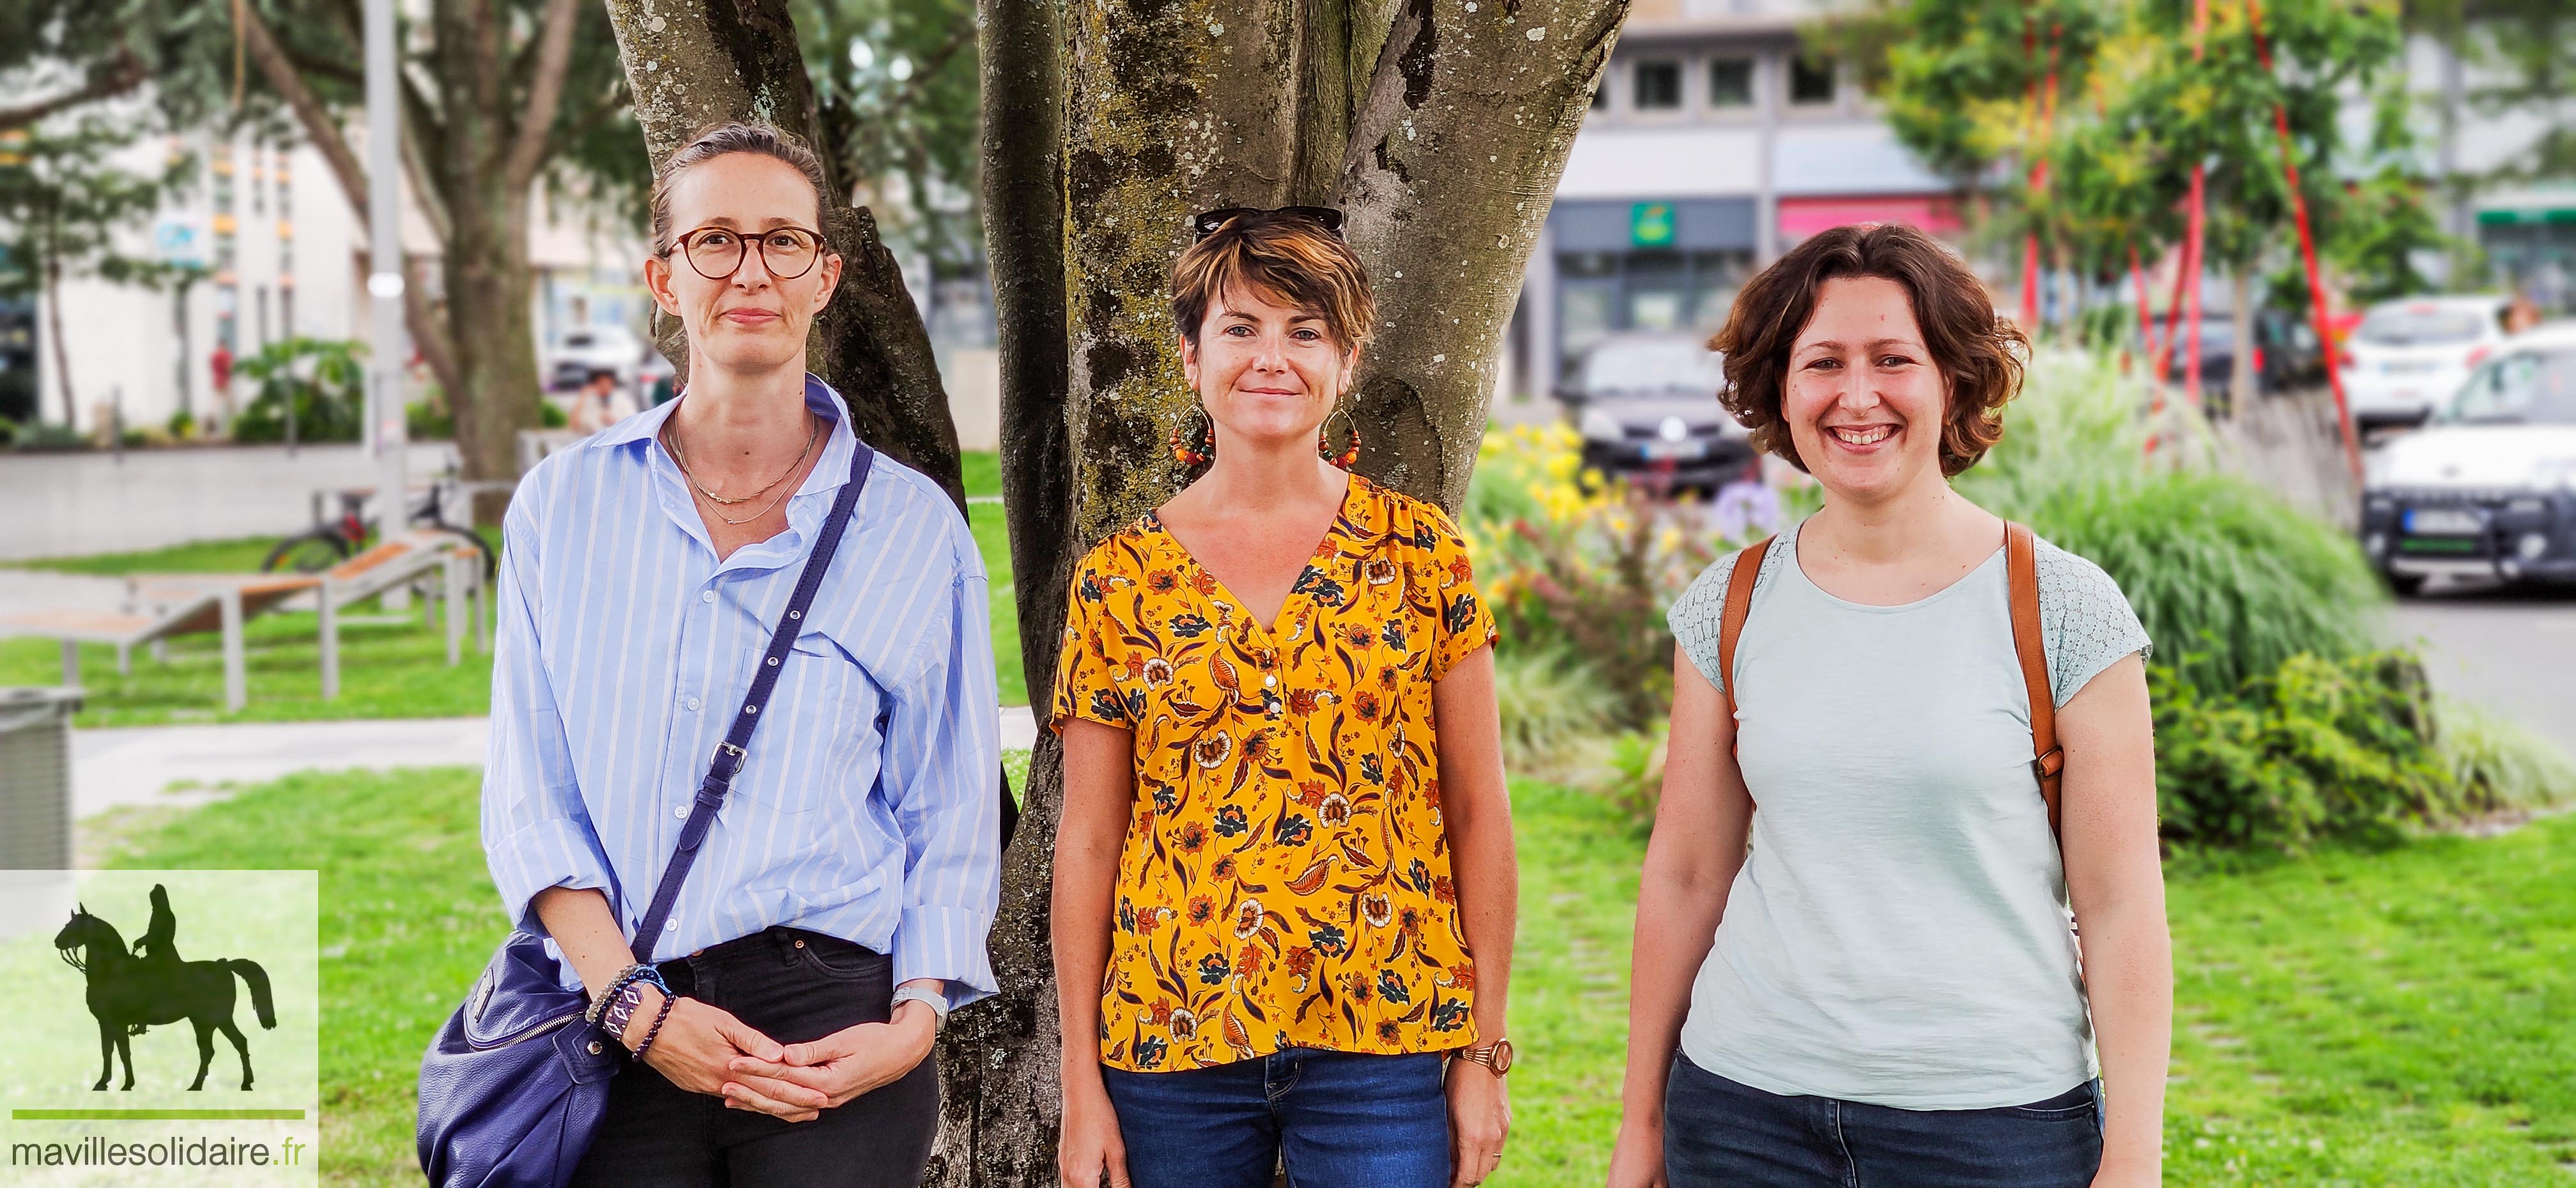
[1171,212,1376,351]
[1710,223,2027,478]
[648,121,834,256]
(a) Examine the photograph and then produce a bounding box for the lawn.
[92,766,2576,1186]
[3,452,1035,719]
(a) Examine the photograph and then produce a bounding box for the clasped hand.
[630,990,936,1123]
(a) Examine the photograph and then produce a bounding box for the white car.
[2338,295,2512,427]
[2359,322,2576,593]
[545,323,648,392]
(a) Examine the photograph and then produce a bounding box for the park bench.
[0,531,486,713]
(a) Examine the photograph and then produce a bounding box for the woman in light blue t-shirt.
[1606,224,2170,1188]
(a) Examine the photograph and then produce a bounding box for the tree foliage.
[0,118,193,424]
[1822,0,2436,309]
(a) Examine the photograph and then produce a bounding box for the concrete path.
[70,707,1043,821]
[0,441,459,561]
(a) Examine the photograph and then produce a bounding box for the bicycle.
[261,478,498,581]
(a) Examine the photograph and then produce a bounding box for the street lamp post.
[365,0,408,543]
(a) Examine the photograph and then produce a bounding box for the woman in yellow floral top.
[1050,207,1517,1188]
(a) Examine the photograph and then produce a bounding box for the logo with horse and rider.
[0,870,316,1185]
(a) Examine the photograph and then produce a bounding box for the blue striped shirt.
[480,374,999,1009]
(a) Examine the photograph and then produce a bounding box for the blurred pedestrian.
[1609,224,2170,1188]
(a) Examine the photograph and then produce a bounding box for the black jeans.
[569,927,940,1188]
[1663,1054,2104,1188]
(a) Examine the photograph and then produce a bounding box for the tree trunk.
[606,0,1626,1179]
[604,0,967,510]
[45,259,77,429]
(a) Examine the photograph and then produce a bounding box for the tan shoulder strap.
[1715,535,1774,727]
[2004,521,2064,837]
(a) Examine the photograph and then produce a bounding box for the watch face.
[1490,1039,1513,1073]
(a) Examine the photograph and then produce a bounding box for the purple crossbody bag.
[415,441,875,1188]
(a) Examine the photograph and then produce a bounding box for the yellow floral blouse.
[1050,475,1499,1072]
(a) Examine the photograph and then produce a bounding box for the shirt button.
[701,590,715,603]
[686,696,702,711]
[673,804,689,819]
[664,920,678,932]
[1264,674,1277,688]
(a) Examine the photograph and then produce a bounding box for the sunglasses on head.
[1192,205,1346,242]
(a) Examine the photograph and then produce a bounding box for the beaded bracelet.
[584,964,669,1026]
[631,991,681,1061]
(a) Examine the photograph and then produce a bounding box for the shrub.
[1492,642,1618,773]
[231,337,366,444]
[2150,650,2454,852]
[1505,490,1717,731]
[2433,698,2576,817]
[2020,469,2385,697]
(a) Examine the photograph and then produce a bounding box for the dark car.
[1559,333,1756,491]
[2160,308,2325,406]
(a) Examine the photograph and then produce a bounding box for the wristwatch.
[889,984,951,1032]
[1453,1037,1513,1076]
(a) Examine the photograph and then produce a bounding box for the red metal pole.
[2020,3,2044,330]
[2179,0,2211,411]
[2131,241,2156,361]
[2246,0,2363,480]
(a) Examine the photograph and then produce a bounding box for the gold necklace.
[664,413,818,506]
[662,415,818,526]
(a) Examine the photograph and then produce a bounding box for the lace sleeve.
[2034,542,2152,708]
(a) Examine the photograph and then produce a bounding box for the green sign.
[1631,202,1676,247]
[2477,208,2576,226]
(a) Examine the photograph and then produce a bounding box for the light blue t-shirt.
[1664,517,2150,1110]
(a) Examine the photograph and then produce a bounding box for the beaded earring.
[1318,405,1361,469]
[1170,406,1215,468]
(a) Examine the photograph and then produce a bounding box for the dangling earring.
[1318,404,1361,469]
[1170,406,1215,468]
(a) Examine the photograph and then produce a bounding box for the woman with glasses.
[479,121,999,1188]
[1049,208,1518,1188]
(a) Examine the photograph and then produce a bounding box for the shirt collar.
[606,371,857,487]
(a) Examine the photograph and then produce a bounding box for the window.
[1790,53,1837,106]
[1709,58,1754,108]
[1634,60,1682,110]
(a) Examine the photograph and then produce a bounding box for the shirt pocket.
[730,627,878,815]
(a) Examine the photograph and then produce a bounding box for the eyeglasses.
[1192,205,1345,242]
[663,225,827,281]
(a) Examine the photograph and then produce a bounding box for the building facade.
[1511,0,1956,401]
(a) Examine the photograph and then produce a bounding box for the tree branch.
[0,49,147,133]
[235,0,371,219]
[504,0,582,194]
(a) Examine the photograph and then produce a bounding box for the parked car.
[545,323,647,392]
[1560,333,1754,492]
[2358,322,2576,594]
[2160,308,2325,402]
[2338,295,2512,429]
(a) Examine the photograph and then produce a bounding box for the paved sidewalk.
[71,708,1043,821]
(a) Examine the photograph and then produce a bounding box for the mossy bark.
[605,0,965,508]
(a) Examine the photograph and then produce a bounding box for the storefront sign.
[1630,202,1676,247]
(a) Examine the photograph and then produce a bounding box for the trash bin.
[0,687,80,870]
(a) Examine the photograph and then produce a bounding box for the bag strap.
[629,439,877,964]
[2004,521,2064,838]
[1714,534,1774,732]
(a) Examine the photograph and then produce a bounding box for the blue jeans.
[1100,1047,1450,1188]
[1663,1054,2104,1188]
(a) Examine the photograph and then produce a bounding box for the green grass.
[9,535,292,576]
[95,765,2576,1186]
[103,768,497,1185]
[0,607,496,728]
[961,449,1002,499]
